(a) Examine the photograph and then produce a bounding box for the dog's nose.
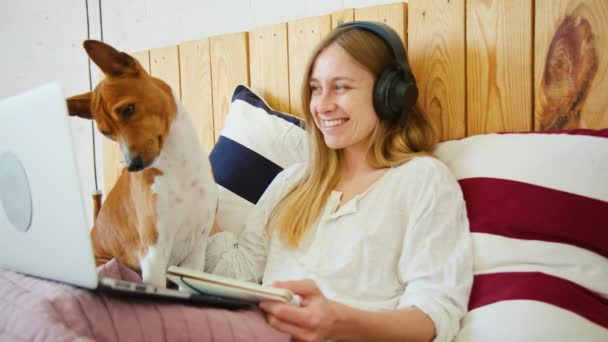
[127,156,145,172]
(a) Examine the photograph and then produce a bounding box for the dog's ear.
[66,92,92,119]
[83,40,140,78]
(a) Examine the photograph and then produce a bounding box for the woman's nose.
[315,91,336,113]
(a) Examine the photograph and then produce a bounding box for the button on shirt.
[206,156,473,342]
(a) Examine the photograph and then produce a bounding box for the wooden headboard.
[102,0,608,194]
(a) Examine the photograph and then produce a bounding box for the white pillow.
[209,85,307,236]
[434,130,608,341]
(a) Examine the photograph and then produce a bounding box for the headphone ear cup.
[373,67,404,121]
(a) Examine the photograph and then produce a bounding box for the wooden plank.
[210,32,249,138]
[248,23,290,113]
[132,50,150,73]
[287,15,331,116]
[149,45,181,98]
[467,0,533,135]
[408,0,466,140]
[331,9,354,29]
[535,0,608,130]
[354,2,407,47]
[179,38,215,153]
[102,136,123,195]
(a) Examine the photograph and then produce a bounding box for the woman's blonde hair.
[268,26,437,247]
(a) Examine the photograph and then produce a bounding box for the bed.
[2,0,607,341]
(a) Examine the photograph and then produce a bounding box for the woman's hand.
[259,279,339,342]
[260,280,437,342]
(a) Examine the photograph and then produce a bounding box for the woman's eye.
[310,85,320,93]
[336,84,349,91]
[120,104,136,120]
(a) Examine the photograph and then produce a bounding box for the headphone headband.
[337,21,412,79]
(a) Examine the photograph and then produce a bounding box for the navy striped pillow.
[209,85,306,235]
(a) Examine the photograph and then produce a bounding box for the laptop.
[0,82,251,309]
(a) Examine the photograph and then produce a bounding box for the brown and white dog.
[66,40,217,288]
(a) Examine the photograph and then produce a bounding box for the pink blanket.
[0,260,289,341]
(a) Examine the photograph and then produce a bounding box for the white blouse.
[206,156,472,342]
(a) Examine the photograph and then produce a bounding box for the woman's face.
[309,43,378,154]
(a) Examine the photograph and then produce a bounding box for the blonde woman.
[207,22,472,342]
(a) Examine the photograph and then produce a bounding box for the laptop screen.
[0,82,98,289]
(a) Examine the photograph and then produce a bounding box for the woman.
[207,22,472,342]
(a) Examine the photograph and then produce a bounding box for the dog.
[66,40,217,288]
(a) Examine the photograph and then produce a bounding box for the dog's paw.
[140,261,168,288]
[142,272,167,289]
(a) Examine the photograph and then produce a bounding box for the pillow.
[434,129,608,341]
[209,85,307,236]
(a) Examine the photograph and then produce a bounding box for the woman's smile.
[321,118,349,130]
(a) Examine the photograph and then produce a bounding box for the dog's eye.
[120,104,136,120]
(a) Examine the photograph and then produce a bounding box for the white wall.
[2,0,398,227]
[1,0,99,227]
[102,0,399,52]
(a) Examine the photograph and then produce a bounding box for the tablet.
[167,265,301,306]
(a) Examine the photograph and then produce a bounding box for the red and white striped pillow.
[434,129,608,341]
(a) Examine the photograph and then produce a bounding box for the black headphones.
[337,21,418,125]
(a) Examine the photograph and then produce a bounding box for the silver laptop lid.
[0,82,98,289]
